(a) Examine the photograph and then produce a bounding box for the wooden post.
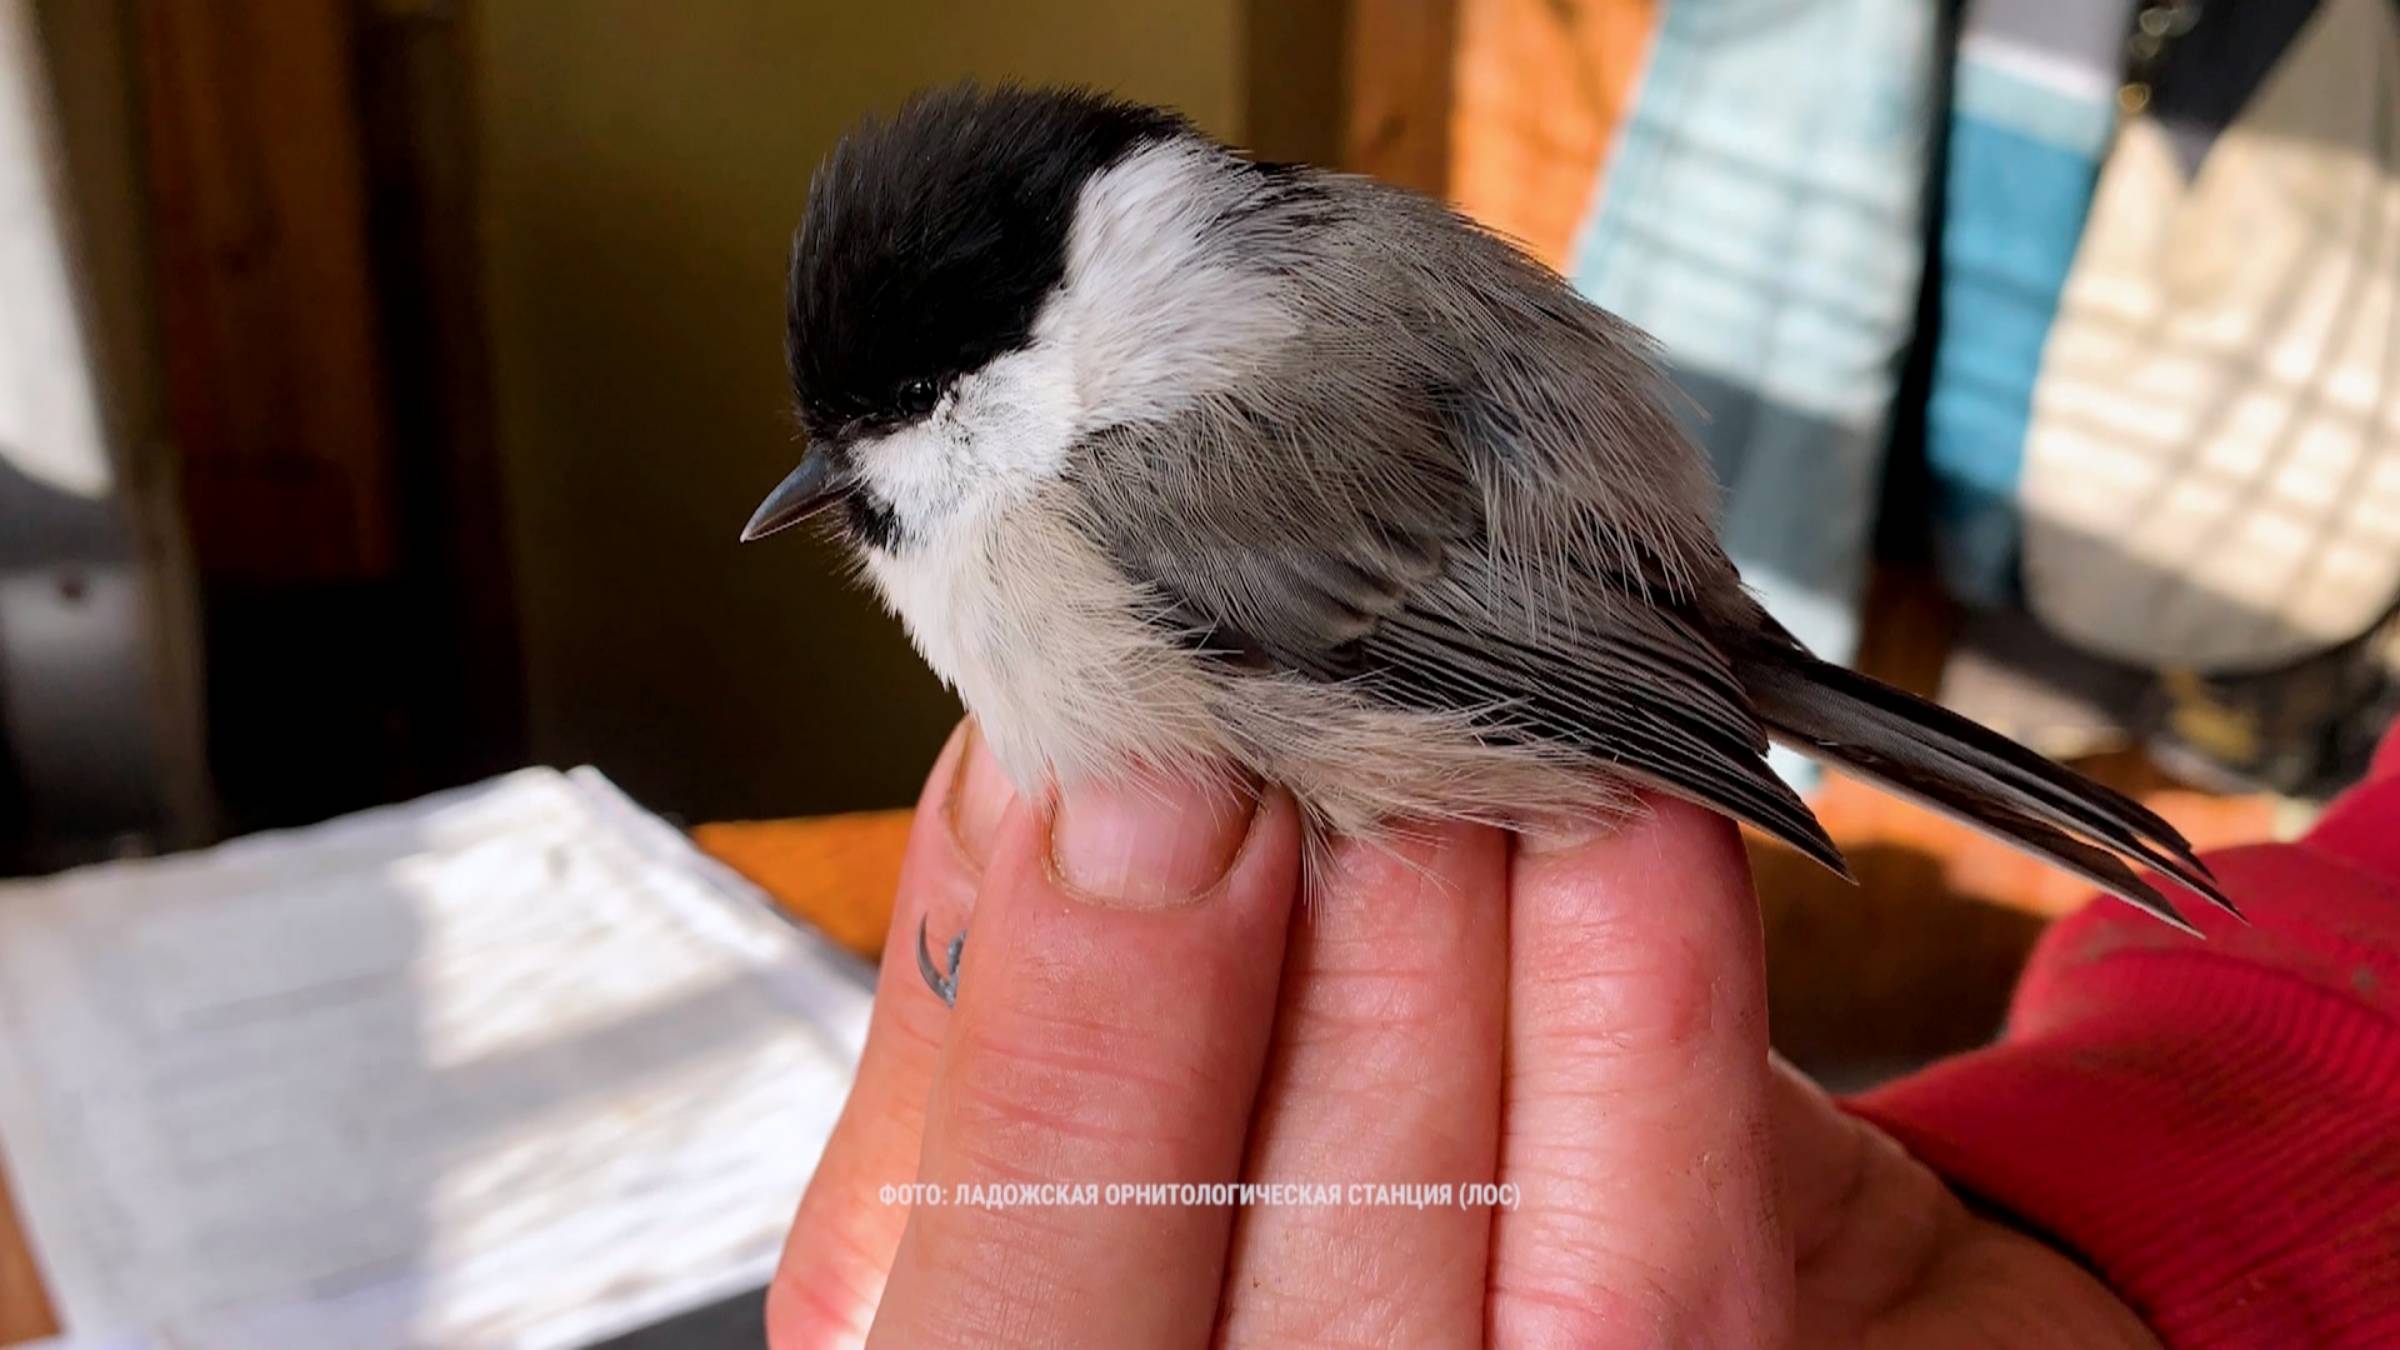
[137,0,397,585]
[1345,0,1658,269]
[1344,0,1458,195]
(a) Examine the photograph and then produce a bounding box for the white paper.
[0,768,875,1347]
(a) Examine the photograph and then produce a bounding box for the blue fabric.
[1569,0,1939,786]
[1923,4,2131,602]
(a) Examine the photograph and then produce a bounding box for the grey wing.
[1069,406,1847,874]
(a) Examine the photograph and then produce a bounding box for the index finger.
[1488,797,1793,1346]
[868,771,1303,1347]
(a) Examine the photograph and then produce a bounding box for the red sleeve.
[1847,731,2400,1347]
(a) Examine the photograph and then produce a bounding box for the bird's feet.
[916,916,967,1007]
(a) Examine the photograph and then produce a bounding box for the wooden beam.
[1344,0,1658,268]
[1344,0,1458,194]
[1244,0,1352,167]
[1450,0,1656,268]
[137,0,396,584]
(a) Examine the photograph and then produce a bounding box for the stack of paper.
[0,768,875,1348]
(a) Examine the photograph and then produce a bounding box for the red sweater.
[1852,732,2400,1345]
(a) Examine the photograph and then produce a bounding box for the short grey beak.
[740,451,839,542]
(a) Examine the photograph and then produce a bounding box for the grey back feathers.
[772,84,2234,928]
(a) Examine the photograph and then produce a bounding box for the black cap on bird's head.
[743,84,1191,543]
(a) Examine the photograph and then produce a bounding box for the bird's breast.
[861,494,1228,791]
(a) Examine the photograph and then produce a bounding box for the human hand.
[768,722,2157,1347]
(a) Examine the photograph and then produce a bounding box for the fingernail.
[945,726,1017,868]
[1050,768,1256,907]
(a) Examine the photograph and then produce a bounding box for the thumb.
[768,720,1014,1346]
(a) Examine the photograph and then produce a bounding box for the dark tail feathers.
[1735,642,2237,932]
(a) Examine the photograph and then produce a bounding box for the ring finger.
[1215,821,1512,1344]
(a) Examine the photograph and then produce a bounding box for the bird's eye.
[897,377,939,415]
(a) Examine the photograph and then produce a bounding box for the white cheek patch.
[849,342,1083,536]
[848,420,958,531]
[952,343,1081,486]
[1044,141,1297,427]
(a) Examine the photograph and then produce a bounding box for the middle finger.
[1216,821,1511,1346]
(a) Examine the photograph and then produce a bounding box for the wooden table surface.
[0,777,2275,1344]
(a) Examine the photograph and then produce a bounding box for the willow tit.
[744,86,2231,997]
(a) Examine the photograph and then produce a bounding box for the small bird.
[744,85,2232,1001]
